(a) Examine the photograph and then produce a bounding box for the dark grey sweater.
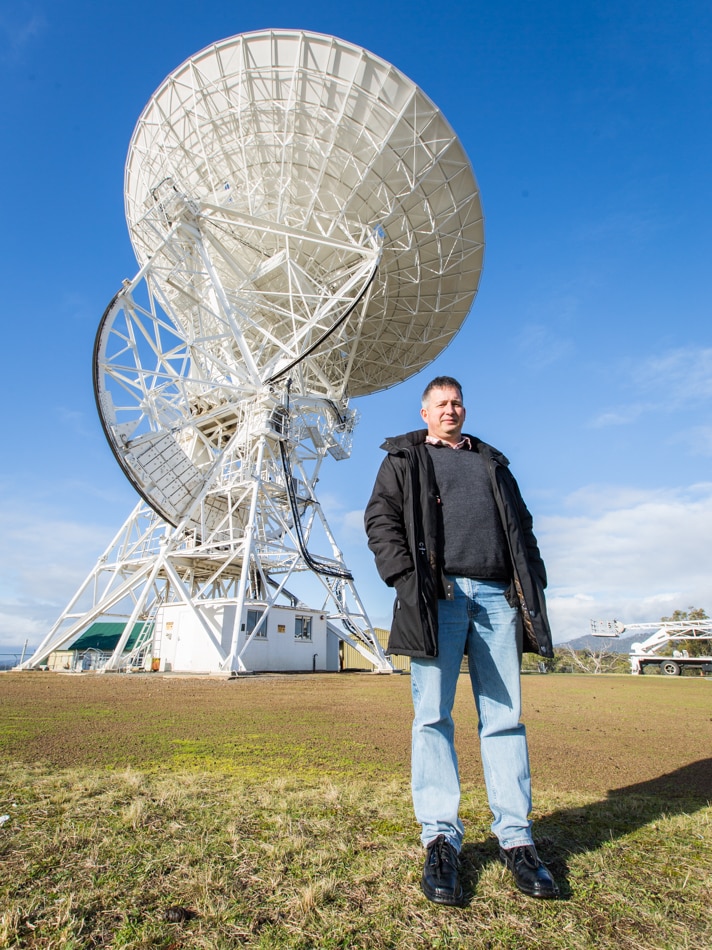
[426,444,511,580]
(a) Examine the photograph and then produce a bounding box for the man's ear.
[420,407,428,424]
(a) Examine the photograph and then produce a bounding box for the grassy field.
[0,671,710,948]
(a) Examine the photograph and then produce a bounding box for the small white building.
[156,602,339,674]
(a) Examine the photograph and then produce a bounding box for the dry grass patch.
[0,672,710,947]
[1,764,710,948]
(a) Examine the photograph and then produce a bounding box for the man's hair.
[421,376,463,407]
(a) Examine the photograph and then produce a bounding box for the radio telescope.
[26,30,483,674]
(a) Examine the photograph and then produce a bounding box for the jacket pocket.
[389,570,429,655]
[392,569,415,614]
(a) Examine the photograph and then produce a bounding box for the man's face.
[420,386,466,445]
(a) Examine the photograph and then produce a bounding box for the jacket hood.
[380,429,509,466]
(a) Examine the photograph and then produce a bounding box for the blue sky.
[1,0,711,656]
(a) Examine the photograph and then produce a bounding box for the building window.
[295,616,312,641]
[246,609,266,639]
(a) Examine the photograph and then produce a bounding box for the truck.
[590,619,712,675]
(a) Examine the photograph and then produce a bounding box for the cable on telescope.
[278,380,353,580]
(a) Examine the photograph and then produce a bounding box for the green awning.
[67,621,153,652]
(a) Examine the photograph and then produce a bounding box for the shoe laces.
[513,845,539,868]
[428,835,457,872]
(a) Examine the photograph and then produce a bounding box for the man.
[364,376,558,904]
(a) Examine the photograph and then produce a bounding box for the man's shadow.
[459,758,712,900]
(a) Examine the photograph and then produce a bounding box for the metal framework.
[590,619,712,675]
[24,30,484,673]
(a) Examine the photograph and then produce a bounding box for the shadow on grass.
[459,757,712,901]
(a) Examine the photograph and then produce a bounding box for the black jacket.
[364,429,554,658]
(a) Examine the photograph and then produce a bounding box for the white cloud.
[670,425,712,457]
[0,503,112,651]
[323,479,712,648]
[54,406,94,438]
[0,608,51,656]
[516,323,574,368]
[318,490,369,541]
[325,482,712,648]
[592,346,712,428]
[0,10,46,62]
[590,403,648,427]
[573,209,663,244]
[4,472,710,664]
[540,482,712,642]
[340,508,368,537]
[632,347,712,405]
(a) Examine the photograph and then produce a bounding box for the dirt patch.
[1,671,710,797]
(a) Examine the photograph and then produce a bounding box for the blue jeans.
[410,577,534,852]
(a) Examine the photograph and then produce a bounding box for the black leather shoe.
[421,835,463,905]
[499,845,559,898]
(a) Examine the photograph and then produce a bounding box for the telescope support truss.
[24,426,392,674]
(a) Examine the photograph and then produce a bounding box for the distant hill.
[556,633,641,654]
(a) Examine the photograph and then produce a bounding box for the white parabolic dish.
[25,30,486,675]
[123,29,484,398]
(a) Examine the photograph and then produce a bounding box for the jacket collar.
[380,429,509,466]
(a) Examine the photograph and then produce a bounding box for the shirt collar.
[425,434,472,450]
